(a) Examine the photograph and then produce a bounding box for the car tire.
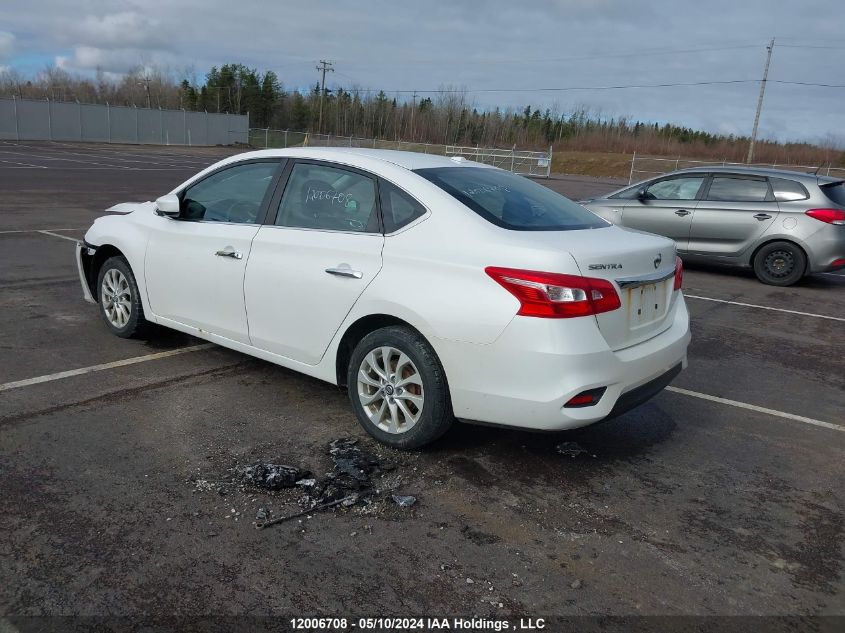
[96,256,149,338]
[347,326,454,449]
[752,241,806,286]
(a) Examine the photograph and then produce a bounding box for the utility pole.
[316,60,334,134]
[410,90,417,140]
[138,75,152,109]
[746,38,775,164]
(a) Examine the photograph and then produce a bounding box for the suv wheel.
[753,241,806,286]
[347,326,454,449]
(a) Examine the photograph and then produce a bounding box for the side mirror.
[636,187,648,201]
[155,194,181,217]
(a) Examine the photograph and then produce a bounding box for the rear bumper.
[75,241,97,304]
[435,294,690,431]
[804,225,845,273]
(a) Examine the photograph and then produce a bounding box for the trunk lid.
[529,226,679,351]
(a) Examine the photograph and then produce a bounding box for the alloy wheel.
[357,346,424,434]
[101,268,132,328]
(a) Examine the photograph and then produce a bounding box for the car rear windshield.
[821,182,845,207]
[414,167,608,231]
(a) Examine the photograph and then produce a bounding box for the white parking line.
[665,386,844,433]
[685,294,845,322]
[0,228,84,234]
[0,344,214,392]
[38,230,80,242]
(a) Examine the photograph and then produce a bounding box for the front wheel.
[347,326,454,449]
[96,256,149,338]
[753,241,806,286]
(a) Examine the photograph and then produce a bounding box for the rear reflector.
[673,256,683,291]
[830,258,845,270]
[564,387,607,408]
[805,208,845,225]
[485,267,621,318]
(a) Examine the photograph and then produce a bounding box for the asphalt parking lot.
[1,142,843,622]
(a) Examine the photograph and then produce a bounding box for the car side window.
[379,180,426,232]
[770,177,809,202]
[645,177,705,201]
[609,185,643,200]
[181,162,278,223]
[275,163,379,233]
[706,176,770,202]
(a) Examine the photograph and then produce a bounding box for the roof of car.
[228,147,490,171]
[671,164,841,185]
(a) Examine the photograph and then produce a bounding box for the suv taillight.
[673,256,683,291]
[485,267,621,318]
[805,208,845,225]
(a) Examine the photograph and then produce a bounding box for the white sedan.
[76,148,690,448]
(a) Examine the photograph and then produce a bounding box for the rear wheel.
[347,326,453,449]
[753,241,806,286]
[97,256,149,338]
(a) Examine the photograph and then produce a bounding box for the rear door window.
[415,167,607,231]
[706,176,771,202]
[274,162,380,233]
[770,178,809,202]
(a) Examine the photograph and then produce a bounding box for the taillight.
[485,267,621,318]
[673,256,683,291]
[805,208,845,225]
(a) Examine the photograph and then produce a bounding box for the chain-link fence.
[628,152,845,184]
[248,129,553,177]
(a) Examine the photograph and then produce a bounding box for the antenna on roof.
[812,164,823,175]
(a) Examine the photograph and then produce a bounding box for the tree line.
[1,62,841,167]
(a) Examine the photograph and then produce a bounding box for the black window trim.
[376,176,431,235]
[174,158,288,225]
[700,173,775,203]
[264,158,385,235]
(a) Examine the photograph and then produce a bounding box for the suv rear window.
[821,182,845,207]
[414,167,608,231]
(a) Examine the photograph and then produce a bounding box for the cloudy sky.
[2,0,843,145]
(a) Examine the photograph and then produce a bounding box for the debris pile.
[217,438,414,529]
[234,463,311,490]
[299,438,397,508]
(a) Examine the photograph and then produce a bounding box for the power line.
[772,80,845,88]
[777,44,845,50]
[348,79,761,95]
[340,44,764,67]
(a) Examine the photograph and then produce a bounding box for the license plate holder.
[630,282,664,326]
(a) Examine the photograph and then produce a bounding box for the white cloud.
[0,30,15,61]
[69,12,169,50]
[1,0,843,141]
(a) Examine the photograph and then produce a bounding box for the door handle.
[325,266,363,279]
[674,209,691,217]
[753,213,772,220]
[215,249,243,259]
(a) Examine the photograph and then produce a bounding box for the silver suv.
[581,166,845,285]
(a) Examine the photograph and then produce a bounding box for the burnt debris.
[220,438,412,529]
[234,463,311,490]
